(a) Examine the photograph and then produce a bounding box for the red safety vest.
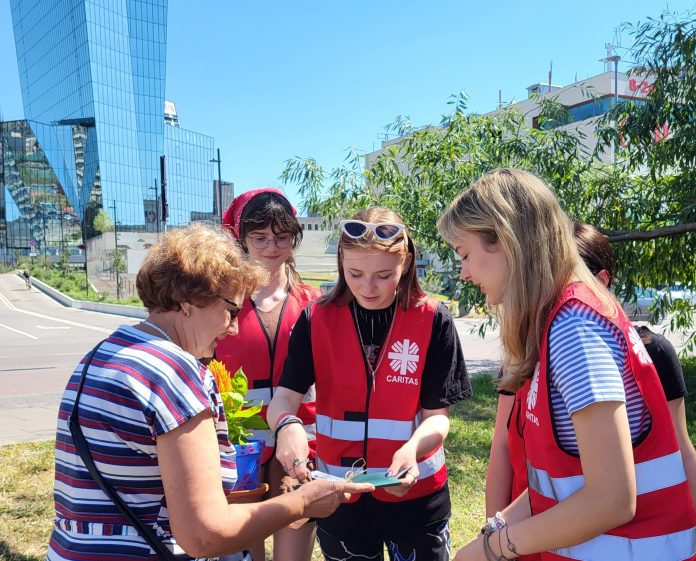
[216,284,319,463]
[310,298,447,502]
[507,391,542,561]
[518,283,696,561]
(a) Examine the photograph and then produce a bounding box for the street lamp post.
[149,179,160,237]
[210,148,222,223]
[602,45,621,164]
[109,200,121,301]
[80,216,89,297]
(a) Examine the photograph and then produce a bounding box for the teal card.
[349,471,404,488]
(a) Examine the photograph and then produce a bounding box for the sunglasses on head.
[339,220,405,241]
[220,297,242,320]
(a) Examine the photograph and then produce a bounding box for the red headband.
[222,187,297,239]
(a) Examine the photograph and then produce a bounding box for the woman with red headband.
[217,188,320,561]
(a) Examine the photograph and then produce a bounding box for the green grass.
[2,364,695,560]
[21,265,143,306]
[299,272,336,290]
[0,441,55,561]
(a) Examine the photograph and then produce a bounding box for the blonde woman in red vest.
[217,188,320,561]
[438,168,696,561]
[485,222,696,561]
[268,207,471,560]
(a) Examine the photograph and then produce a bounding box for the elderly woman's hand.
[296,479,374,519]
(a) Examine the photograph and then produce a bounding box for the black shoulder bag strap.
[69,343,178,561]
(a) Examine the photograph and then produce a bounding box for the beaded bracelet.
[273,411,294,430]
[273,416,302,441]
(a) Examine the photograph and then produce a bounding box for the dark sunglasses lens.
[230,307,241,319]
[375,224,402,239]
[343,221,368,238]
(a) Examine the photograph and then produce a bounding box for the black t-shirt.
[280,300,472,409]
[638,326,687,401]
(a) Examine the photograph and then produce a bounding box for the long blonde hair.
[438,168,616,391]
[323,207,425,310]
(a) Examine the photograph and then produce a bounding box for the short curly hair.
[136,223,266,312]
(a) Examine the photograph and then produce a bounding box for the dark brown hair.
[238,192,304,289]
[323,207,425,310]
[574,222,614,287]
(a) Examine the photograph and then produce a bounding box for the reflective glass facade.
[5,0,215,252]
[1,120,89,261]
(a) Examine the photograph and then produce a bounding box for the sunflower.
[208,359,232,393]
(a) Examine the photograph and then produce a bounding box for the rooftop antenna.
[548,61,553,91]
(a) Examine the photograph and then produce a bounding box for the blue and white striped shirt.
[548,301,651,455]
[47,325,236,561]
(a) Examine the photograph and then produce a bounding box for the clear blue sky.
[0,1,692,209]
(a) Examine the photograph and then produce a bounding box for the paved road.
[0,273,139,444]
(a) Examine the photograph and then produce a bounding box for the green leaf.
[241,416,270,430]
[234,404,263,418]
[231,367,248,396]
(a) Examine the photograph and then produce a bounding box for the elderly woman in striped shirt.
[47,223,371,561]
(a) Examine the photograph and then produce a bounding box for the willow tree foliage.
[281,10,695,351]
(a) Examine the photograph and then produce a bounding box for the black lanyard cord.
[68,342,178,561]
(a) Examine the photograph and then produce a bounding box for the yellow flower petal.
[208,359,232,393]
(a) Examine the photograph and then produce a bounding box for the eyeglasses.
[220,298,242,320]
[246,234,293,249]
[339,220,405,241]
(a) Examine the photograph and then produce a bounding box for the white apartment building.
[365,69,658,168]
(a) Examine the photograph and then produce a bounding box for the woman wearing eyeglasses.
[268,207,472,560]
[47,224,374,561]
[217,188,321,561]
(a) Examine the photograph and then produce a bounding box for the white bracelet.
[481,511,507,536]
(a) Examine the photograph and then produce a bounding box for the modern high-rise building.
[2,0,216,261]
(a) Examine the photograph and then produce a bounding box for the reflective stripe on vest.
[248,386,316,405]
[248,422,317,449]
[316,445,445,481]
[316,414,417,442]
[528,450,687,502]
[550,526,696,561]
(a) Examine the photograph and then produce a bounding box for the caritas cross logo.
[388,339,420,375]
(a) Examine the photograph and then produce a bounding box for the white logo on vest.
[386,339,420,386]
[628,327,653,366]
[525,363,541,427]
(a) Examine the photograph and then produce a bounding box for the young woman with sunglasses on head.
[217,188,321,561]
[268,207,472,561]
[440,169,696,561]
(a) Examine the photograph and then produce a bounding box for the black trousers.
[315,485,451,561]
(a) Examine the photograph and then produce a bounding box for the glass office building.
[3,0,215,260]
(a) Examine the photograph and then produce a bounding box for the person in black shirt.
[268,207,471,561]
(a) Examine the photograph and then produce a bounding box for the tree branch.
[601,222,696,242]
